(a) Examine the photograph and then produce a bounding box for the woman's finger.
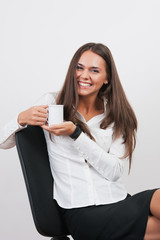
[41,125,51,131]
[49,123,67,130]
[36,116,47,122]
[36,112,48,118]
[37,105,48,113]
[41,125,61,134]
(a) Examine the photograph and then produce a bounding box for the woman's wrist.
[17,112,27,126]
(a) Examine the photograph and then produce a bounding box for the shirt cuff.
[0,115,27,147]
[17,121,27,129]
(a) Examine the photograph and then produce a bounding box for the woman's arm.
[0,105,48,149]
[73,132,128,181]
[41,122,128,181]
[0,92,56,150]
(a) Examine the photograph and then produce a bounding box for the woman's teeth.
[78,82,92,87]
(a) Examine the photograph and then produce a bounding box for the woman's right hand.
[17,105,48,126]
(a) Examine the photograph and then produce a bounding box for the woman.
[0,42,160,240]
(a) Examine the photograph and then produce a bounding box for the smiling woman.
[56,43,137,165]
[0,42,160,240]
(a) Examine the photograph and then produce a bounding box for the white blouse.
[0,92,128,208]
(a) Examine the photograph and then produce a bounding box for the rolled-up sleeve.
[0,115,27,149]
[73,132,128,181]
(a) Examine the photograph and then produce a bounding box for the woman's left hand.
[41,121,76,136]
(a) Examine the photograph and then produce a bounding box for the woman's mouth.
[78,81,92,89]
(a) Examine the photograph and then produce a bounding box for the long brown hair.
[56,42,137,170]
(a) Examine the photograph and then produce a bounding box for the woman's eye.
[91,69,99,73]
[77,66,83,70]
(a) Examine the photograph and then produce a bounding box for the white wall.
[0,0,160,239]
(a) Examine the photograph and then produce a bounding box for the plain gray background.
[0,0,160,239]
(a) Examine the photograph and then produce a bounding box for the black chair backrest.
[15,125,69,237]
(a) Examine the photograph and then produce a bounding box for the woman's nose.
[81,69,90,79]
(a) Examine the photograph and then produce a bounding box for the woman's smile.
[78,81,93,89]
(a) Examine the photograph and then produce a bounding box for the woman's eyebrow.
[77,63,101,69]
[91,66,101,69]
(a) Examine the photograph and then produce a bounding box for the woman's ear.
[104,79,108,85]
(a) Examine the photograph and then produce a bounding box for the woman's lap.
[61,189,158,240]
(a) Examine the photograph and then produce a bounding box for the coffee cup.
[48,105,64,126]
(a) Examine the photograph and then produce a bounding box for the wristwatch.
[69,124,82,140]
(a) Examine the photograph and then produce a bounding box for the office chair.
[15,125,70,240]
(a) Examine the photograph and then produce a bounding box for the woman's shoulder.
[34,91,59,105]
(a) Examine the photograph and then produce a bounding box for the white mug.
[48,105,64,126]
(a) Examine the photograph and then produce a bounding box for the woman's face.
[76,50,108,98]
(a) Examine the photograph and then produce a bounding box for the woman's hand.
[18,105,48,126]
[41,121,76,136]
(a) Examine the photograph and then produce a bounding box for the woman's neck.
[78,95,104,116]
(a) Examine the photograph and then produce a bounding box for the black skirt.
[60,189,158,240]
